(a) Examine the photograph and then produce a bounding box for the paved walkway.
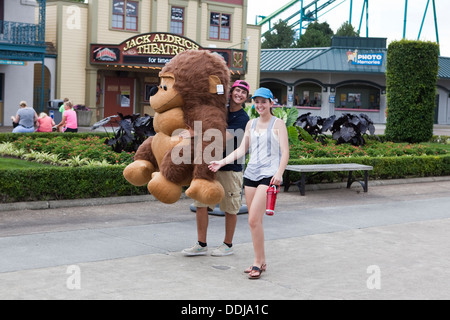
[1,177,450,300]
[2,123,450,302]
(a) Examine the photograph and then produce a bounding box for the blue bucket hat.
[252,87,274,101]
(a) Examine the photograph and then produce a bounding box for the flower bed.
[0,133,134,166]
[289,137,449,159]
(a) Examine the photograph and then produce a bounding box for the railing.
[0,20,44,46]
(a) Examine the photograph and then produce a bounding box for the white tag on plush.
[216,84,224,95]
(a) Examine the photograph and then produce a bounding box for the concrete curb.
[0,195,154,212]
[2,175,450,212]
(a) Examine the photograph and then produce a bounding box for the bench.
[283,163,374,196]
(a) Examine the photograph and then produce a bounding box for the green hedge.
[1,155,450,202]
[0,166,148,203]
[385,40,439,143]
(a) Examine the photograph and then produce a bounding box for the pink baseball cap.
[231,80,250,93]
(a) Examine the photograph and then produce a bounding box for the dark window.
[170,7,184,35]
[336,85,380,110]
[210,12,231,40]
[112,0,139,31]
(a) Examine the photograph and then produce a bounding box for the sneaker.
[211,243,234,256]
[182,243,208,256]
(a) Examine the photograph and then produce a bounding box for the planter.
[75,110,93,127]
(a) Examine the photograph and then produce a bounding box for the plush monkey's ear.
[209,75,224,95]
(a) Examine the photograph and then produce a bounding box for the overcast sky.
[247,0,450,57]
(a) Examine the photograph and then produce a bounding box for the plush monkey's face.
[150,72,184,113]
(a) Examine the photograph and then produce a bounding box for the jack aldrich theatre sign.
[90,32,246,72]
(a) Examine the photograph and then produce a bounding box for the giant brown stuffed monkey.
[123,50,229,205]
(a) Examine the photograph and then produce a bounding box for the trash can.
[47,99,64,125]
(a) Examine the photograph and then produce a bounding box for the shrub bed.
[0,166,148,203]
[1,133,450,202]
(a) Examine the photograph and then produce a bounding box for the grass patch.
[0,157,51,169]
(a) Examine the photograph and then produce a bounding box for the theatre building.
[45,0,260,124]
[260,37,450,125]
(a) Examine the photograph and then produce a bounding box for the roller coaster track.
[257,0,439,45]
[256,0,348,39]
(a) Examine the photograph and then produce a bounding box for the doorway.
[104,77,135,118]
[33,63,50,113]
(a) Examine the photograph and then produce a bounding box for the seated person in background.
[56,100,78,133]
[12,101,38,133]
[36,112,55,132]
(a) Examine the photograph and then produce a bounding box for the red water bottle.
[265,185,279,216]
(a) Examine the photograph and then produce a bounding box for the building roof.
[260,48,327,72]
[438,57,450,79]
[261,46,387,74]
[261,47,450,79]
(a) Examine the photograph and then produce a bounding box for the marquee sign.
[91,33,201,66]
[90,32,246,73]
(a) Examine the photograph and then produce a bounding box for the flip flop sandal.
[248,266,263,279]
[244,264,266,273]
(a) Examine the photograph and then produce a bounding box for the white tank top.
[244,116,282,181]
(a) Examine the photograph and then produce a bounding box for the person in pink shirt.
[36,112,55,132]
[56,101,78,133]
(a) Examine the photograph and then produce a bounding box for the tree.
[295,21,334,48]
[335,21,359,37]
[261,20,296,49]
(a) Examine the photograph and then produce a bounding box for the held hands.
[208,160,225,172]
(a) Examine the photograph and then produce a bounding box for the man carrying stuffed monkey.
[182,80,250,256]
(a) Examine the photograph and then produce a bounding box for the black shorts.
[65,128,78,133]
[243,177,272,188]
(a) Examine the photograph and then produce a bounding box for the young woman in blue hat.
[209,87,290,279]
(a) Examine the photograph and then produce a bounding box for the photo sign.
[347,50,384,66]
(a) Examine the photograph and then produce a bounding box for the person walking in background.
[56,100,78,133]
[12,101,39,133]
[182,80,250,257]
[36,112,55,132]
[209,88,290,279]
